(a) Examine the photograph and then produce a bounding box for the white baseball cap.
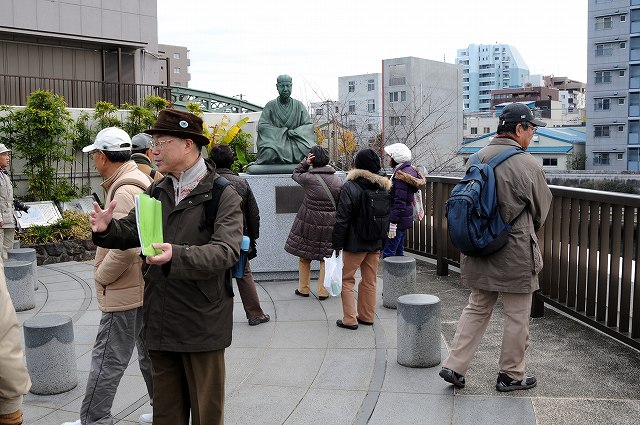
[82,127,132,153]
[0,144,11,154]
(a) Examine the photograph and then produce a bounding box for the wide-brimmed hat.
[82,127,132,153]
[0,144,11,154]
[145,109,209,146]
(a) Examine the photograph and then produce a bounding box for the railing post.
[530,290,545,318]
[434,181,449,276]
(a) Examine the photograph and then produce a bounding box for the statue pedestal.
[243,173,317,280]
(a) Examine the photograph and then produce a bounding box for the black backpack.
[354,181,390,242]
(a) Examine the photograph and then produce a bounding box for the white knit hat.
[384,143,412,163]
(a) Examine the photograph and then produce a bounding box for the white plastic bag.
[412,189,425,221]
[323,250,343,296]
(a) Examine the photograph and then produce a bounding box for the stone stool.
[23,314,78,395]
[397,294,441,368]
[12,239,20,249]
[8,247,38,290]
[382,256,416,309]
[3,260,35,311]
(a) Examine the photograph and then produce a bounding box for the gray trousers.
[80,307,153,425]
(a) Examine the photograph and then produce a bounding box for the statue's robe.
[255,97,316,165]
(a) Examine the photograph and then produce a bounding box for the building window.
[348,101,355,113]
[174,81,181,86]
[595,16,613,30]
[595,71,612,84]
[619,98,626,105]
[367,123,374,131]
[620,41,627,49]
[390,116,406,126]
[367,99,375,113]
[315,108,323,116]
[620,70,625,77]
[621,15,627,22]
[594,126,610,137]
[619,125,625,132]
[618,153,624,160]
[348,81,355,92]
[594,98,611,110]
[173,67,180,74]
[483,127,490,133]
[542,158,558,167]
[470,127,478,135]
[367,79,374,91]
[596,43,613,56]
[173,53,180,59]
[348,120,356,131]
[593,153,610,165]
[389,91,406,102]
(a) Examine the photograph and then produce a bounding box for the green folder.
[135,194,163,256]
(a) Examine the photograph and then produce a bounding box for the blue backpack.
[446,147,524,256]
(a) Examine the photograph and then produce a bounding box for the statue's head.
[276,74,293,102]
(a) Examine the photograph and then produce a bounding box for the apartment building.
[337,73,383,147]
[587,0,639,171]
[0,0,161,107]
[456,44,530,113]
[382,57,463,171]
[158,44,190,87]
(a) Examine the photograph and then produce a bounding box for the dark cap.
[354,148,382,173]
[499,103,546,127]
[145,109,210,146]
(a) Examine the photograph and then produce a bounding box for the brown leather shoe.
[0,409,23,425]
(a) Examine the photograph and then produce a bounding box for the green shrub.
[17,210,91,245]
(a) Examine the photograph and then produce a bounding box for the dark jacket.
[93,159,243,352]
[215,167,260,242]
[332,169,392,253]
[285,160,343,260]
[131,153,164,182]
[389,162,425,230]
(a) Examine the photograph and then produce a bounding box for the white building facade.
[337,73,383,147]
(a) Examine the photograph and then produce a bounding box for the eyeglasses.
[150,138,180,149]
[522,123,537,133]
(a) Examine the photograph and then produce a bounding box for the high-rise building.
[456,44,530,113]
[158,44,190,87]
[587,0,636,171]
[382,57,463,171]
[337,73,383,147]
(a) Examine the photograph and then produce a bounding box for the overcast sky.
[157,0,588,108]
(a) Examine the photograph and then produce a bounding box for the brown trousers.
[149,349,225,425]
[340,251,380,326]
[443,288,533,380]
[298,258,329,298]
[235,262,265,319]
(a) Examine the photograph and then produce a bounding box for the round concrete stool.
[8,247,38,290]
[4,260,35,311]
[23,314,77,395]
[382,256,416,309]
[397,294,441,368]
[12,239,20,249]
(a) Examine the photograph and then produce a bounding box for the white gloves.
[388,223,397,239]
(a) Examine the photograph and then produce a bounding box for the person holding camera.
[0,144,28,261]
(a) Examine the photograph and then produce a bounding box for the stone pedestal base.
[382,256,417,309]
[397,294,441,368]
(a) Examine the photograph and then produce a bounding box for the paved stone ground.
[13,257,640,424]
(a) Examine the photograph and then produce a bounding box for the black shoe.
[248,314,270,326]
[294,289,309,297]
[439,367,466,388]
[357,317,374,326]
[318,295,329,301]
[336,319,358,330]
[495,372,537,392]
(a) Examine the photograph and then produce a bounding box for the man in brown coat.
[440,103,552,392]
[90,110,243,425]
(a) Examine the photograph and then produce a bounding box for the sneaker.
[139,412,153,424]
[439,367,466,388]
[495,372,537,392]
[248,314,270,326]
[61,421,81,425]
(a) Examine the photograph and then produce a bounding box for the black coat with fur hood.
[332,169,392,253]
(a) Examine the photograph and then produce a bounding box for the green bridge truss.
[170,87,263,113]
